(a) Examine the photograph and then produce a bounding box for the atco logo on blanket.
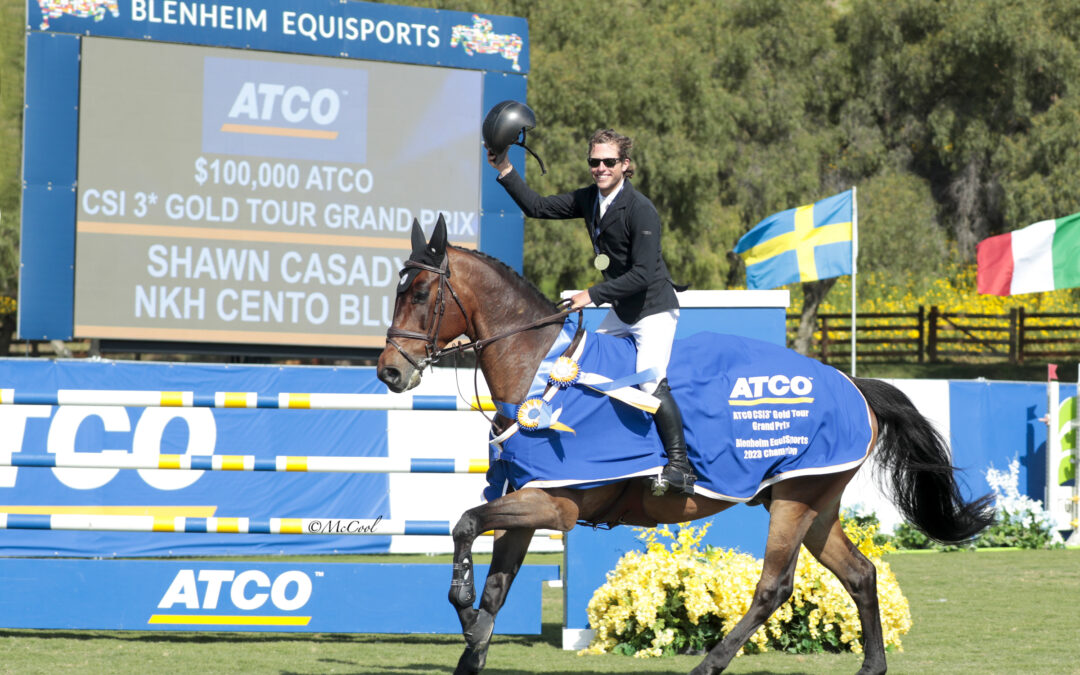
[201,56,368,163]
[728,375,814,402]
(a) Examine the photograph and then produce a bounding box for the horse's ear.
[410,218,426,257]
[428,213,448,257]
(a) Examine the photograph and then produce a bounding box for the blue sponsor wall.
[950,379,1075,504]
[0,559,557,633]
[0,359,395,556]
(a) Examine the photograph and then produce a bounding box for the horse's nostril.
[381,367,412,393]
[381,367,398,381]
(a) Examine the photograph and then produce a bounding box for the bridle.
[385,257,469,372]
[385,253,578,373]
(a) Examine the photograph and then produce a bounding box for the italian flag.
[976,212,1080,295]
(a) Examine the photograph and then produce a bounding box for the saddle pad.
[484,327,874,503]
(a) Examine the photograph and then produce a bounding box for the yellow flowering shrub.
[581,520,910,659]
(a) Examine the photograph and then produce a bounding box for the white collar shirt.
[597,180,625,221]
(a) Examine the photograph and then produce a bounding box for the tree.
[856,170,946,287]
[0,0,25,347]
[840,0,1080,258]
[998,95,1080,226]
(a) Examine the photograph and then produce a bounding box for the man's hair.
[588,129,634,179]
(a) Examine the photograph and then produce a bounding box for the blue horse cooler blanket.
[484,321,874,503]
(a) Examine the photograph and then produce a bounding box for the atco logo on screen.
[202,57,368,163]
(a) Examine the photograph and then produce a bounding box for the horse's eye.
[412,290,429,304]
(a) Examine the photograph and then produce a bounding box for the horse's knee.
[452,508,483,541]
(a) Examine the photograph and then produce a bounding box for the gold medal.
[593,253,610,271]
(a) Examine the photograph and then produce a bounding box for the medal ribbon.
[590,198,602,256]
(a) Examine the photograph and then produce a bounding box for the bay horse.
[376,217,994,675]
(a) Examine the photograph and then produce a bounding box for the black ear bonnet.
[397,215,449,293]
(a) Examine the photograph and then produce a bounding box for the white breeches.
[594,308,679,394]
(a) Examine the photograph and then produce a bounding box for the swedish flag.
[734,190,854,290]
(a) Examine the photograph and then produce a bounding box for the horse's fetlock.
[449,583,475,609]
[449,559,477,609]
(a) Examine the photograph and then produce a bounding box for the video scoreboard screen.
[21,1,529,351]
[74,38,481,347]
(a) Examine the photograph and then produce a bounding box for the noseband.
[385,257,469,372]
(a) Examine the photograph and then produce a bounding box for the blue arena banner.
[0,558,558,634]
[0,359,396,557]
[27,0,529,73]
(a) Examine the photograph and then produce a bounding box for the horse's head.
[377,215,470,393]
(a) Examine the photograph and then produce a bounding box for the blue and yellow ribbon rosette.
[547,356,580,388]
[516,398,575,434]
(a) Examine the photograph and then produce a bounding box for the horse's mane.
[450,245,558,312]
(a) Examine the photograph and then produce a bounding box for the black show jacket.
[497,168,679,324]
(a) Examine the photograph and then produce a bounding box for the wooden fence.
[787,306,1080,365]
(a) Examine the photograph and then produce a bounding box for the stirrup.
[651,467,696,496]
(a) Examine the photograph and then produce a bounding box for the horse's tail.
[853,377,995,544]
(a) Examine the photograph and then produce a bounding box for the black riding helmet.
[482,100,546,174]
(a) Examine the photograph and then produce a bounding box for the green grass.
[1,549,1078,674]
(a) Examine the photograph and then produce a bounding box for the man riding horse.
[484,101,696,497]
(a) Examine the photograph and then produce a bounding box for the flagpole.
[850,186,858,377]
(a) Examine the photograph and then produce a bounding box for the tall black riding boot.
[650,378,696,496]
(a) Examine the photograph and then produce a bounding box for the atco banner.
[0,358,395,556]
[0,559,557,633]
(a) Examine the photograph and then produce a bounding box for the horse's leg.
[690,496,818,675]
[453,527,535,675]
[448,488,580,675]
[449,488,576,613]
[802,502,886,675]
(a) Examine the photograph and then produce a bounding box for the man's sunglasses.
[587,157,622,168]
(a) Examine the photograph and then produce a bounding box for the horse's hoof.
[455,608,494,673]
[463,608,495,647]
[454,646,486,674]
[688,658,723,675]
